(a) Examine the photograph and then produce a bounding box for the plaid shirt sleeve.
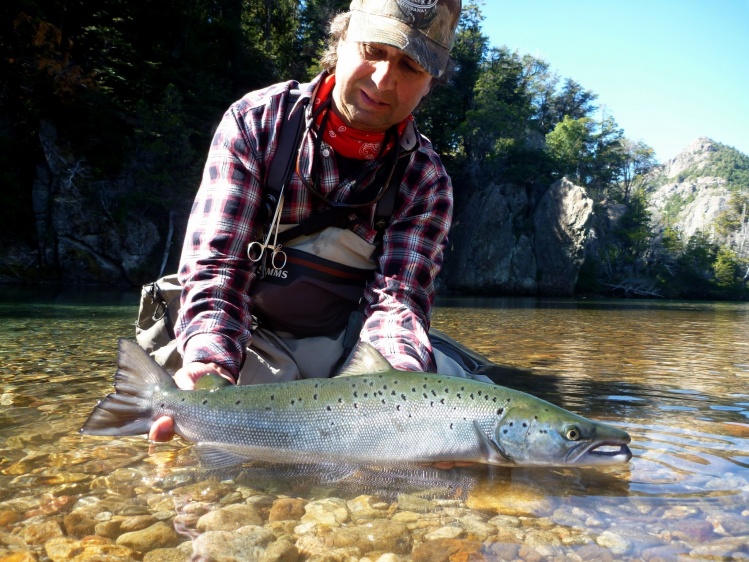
[359,142,453,372]
[174,85,291,378]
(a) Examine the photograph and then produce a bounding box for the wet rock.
[62,511,97,537]
[641,543,691,561]
[300,498,349,526]
[690,536,749,559]
[573,543,616,561]
[394,494,436,514]
[485,541,520,561]
[0,510,20,528]
[19,520,64,546]
[259,538,298,562]
[115,521,180,553]
[359,555,402,562]
[411,538,484,562]
[95,520,123,540]
[44,535,135,562]
[423,525,465,541]
[466,485,554,517]
[671,518,715,543]
[325,520,411,555]
[0,552,37,562]
[346,496,390,522]
[595,530,632,556]
[196,504,264,532]
[143,547,190,562]
[518,542,564,562]
[120,515,159,533]
[268,499,306,523]
[190,525,275,562]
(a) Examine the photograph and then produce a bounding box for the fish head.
[492,402,632,467]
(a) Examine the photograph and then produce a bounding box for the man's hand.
[148,362,235,442]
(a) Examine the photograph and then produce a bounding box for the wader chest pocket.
[250,247,374,337]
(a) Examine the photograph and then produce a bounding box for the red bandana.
[313,74,411,161]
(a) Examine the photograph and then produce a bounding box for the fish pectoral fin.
[194,443,256,469]
[472,421,515,465]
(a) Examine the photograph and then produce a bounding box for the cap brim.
[347,11,449,77]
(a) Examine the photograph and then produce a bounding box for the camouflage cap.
[347,0,462,77]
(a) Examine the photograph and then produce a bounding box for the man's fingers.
[148,416,175,442]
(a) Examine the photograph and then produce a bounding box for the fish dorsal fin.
[338,341,394,377]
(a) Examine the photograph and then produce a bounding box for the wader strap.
[262,88,306,222]
[276,152,411,245]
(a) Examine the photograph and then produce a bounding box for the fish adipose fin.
[473,421,515,465]
[337,341,393,377]
[80,339,176,436]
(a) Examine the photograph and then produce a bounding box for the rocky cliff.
[442,178,594,296]
[645,137,731,239]
[5,123,594,294]
[643,137,748,252]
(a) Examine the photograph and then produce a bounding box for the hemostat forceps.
[247,194,287,271]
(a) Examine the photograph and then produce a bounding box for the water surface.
[1,289,747,560]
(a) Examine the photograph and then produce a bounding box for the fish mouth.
[567,440,633,465]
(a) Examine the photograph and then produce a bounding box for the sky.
[480,0,749,163]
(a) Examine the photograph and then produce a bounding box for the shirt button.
[322,148,331,157]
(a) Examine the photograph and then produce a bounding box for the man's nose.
[371,60,396,91]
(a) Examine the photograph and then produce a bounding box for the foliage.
[2,0,747,298]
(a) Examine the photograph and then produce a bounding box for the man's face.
[332,40,433,133]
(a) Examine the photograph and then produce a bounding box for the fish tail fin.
[80,339,177,436]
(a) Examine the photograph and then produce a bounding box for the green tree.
[546,115,594,182]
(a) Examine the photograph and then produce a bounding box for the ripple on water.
[1,294,749,560]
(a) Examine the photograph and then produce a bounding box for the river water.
[0,287,748,561]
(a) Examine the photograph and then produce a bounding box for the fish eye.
[565,426,582,441]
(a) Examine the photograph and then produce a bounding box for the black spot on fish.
[457,393,462,399]
[503,429,509,434]
[235,400,241,405]
[430,401,434,407]
[423,384,428,389]
[160,403,165,408]
[313,394,318,400]
[326,405,331,411]
[354,403,358,409]
[492,397,497,402]
[423,393,428,399]
[202,399,208,405]
[461,386,465,391]
[509,422,514,427]
[291,400,295,405]
[270,395,275,401]
[383,385,388,390]
[401,394,406,400]
[431,390,437,397]
[522,422,528,428]
[470,393,474,399]
[354,391,358,398]
[381,399,386,405]
[497,408,504,416]
[338,398,343,403]
[391,391,396,396]
[478,390,482,396]
[444,388,449,393]
[396,405,401,411]
[440,398,445,405]
[265,406,271,411]
[412,387,416,392]
[364,392,368,397]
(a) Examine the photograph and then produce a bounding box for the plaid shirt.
[176,72,453,377]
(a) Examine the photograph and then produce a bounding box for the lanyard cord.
[295,98,402,209]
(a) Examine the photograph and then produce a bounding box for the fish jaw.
[490,403,633,467]
[564,425,632,466]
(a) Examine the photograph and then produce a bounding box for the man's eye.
[364,44,383,57]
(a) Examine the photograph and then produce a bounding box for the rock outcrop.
[442,178,594,296]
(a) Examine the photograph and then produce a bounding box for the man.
[150,0,463,441]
